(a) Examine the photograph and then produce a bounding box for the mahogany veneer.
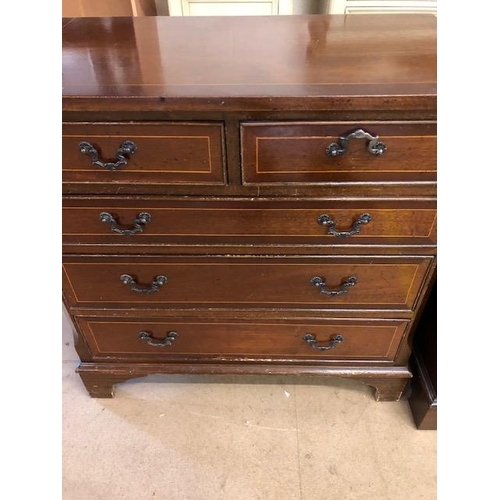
[241,121,436,184]
[62,14,437,400]
[63,122,226,185]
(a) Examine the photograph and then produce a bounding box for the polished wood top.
[62,15,436,112]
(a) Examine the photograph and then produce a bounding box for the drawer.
[62,197,437,250]
[75,316,409,362]
[62,255,432,311]
[62,122,225,186]
[241,121,436,184]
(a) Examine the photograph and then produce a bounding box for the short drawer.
[75,316,409,362]
[62,255,433,311]
[241,121,436,184]
[62,122,225,186]
[62,198,437,249]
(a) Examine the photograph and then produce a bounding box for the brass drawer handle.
[325,129,387,157]
[139,330,178,347]
[78,140,137,170]
[100,212,152,236]
[303,333,344,351]
[318,213,371,237]
[120,274,168,294]
[310,276,357,297]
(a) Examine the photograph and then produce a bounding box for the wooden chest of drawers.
[62,14,437,400]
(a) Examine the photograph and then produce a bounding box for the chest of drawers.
[62,14,437,400]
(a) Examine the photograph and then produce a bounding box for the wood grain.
[62,14,436,112]
[63,122,226,185]
[62,255,432,310]
[75,317,409,361]
[241,121,436,184]
[62,197,437,249]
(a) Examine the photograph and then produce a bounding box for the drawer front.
[75,317,409,362]
[62,256,432,311]
[241,121,436,184]
[62,198,437,249]
[62,122,225,185]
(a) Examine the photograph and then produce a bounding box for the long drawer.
[241,121,436,184]
[62,122,226,186]
[62,255,432,311]
[62,198,437,250]
[75,316,409,362]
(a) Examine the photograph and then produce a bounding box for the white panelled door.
[328,0,437,15]
[157,0,294,16]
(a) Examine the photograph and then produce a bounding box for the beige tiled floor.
[62,310,437,500]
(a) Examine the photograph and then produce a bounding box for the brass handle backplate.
[325,129,387,157]
[310,276,358,297]
[120,274,167,294]
[139,331,179,347]
[317,213,372,237]
[303,333,344,351]
[100,212,152,236]
[78,140,137,170]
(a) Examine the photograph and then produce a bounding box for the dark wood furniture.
[409,282,437,429]
[62,14,437,399]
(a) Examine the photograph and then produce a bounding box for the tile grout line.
[293,386,304,500]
